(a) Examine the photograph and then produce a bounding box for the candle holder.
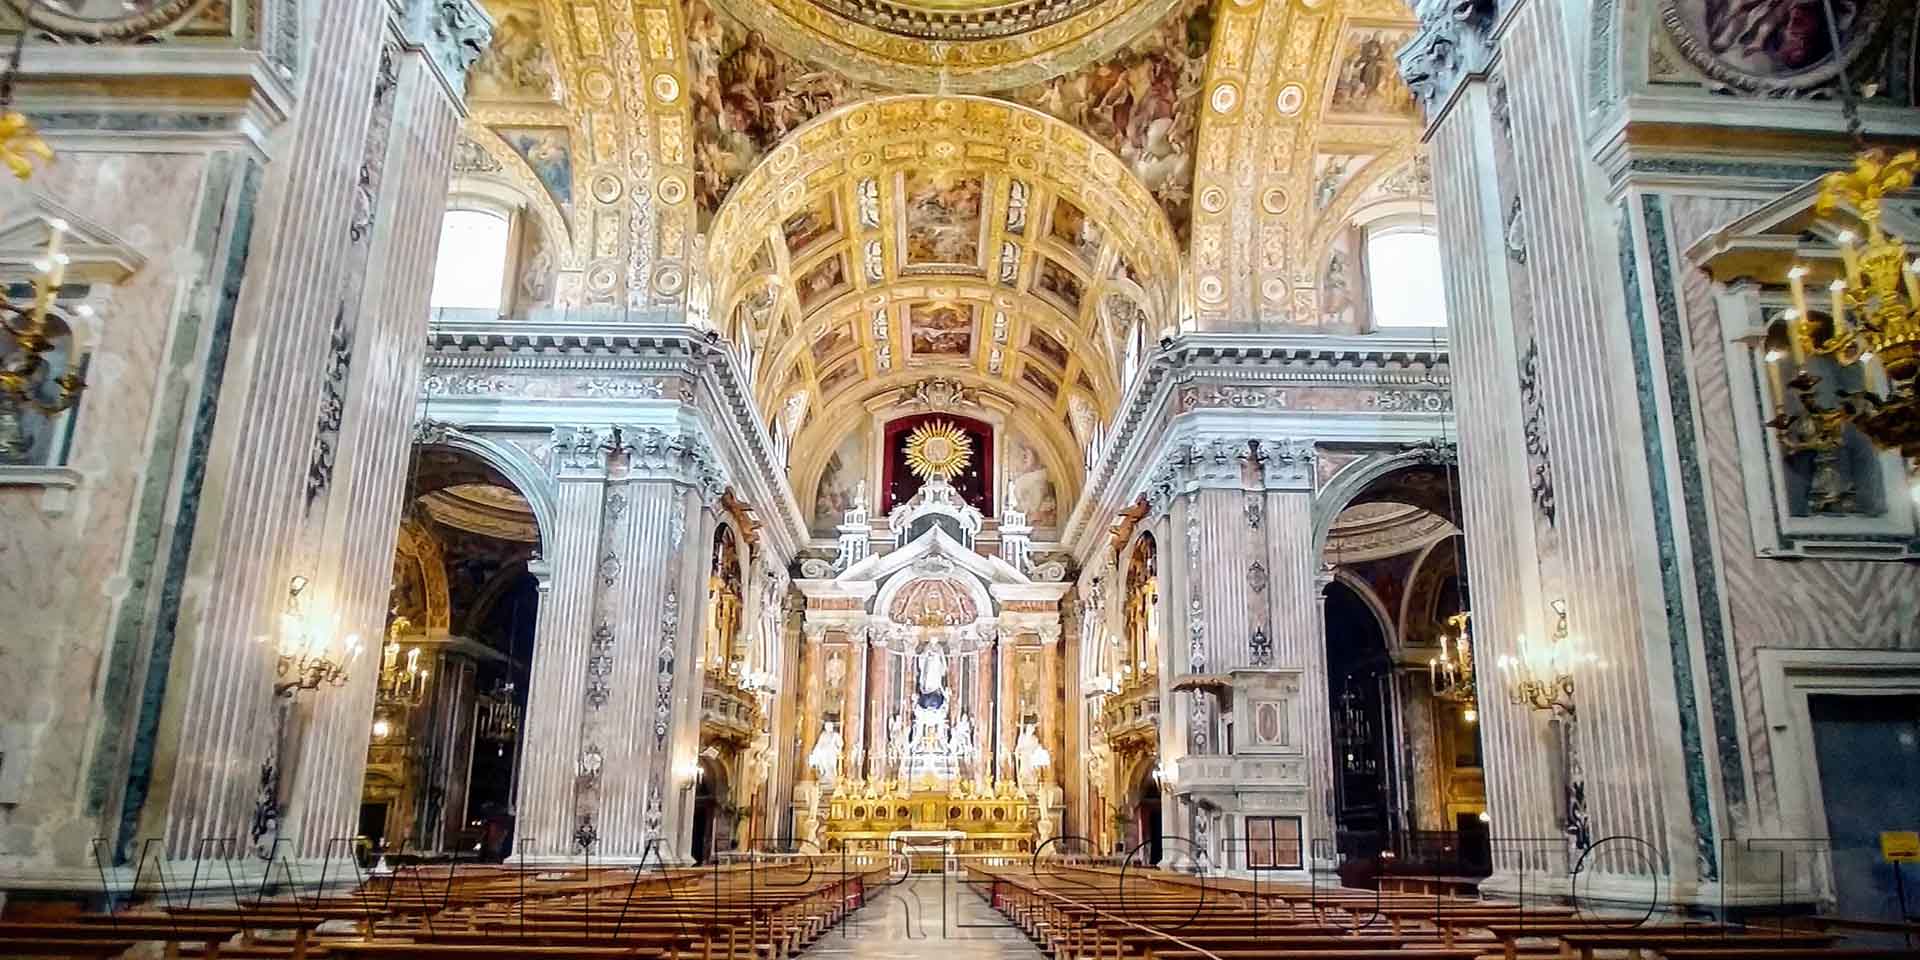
[1768,150,1920,466]
[1428,611,1478,715]
[267,576,361,696]
[1,218,95,463]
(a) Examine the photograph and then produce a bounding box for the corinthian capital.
[619,427,730,504]
[1396,0,1500,124]
[402,0,495,99]
[1256,438,1315,491]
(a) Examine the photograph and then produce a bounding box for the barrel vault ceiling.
[459,0,1427,475]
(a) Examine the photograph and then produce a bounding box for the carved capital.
[400,0,495,101]
[1256,438,1315,491]
[1396,0,1500,124]
[552,426,609,479]
[617,427,729,504]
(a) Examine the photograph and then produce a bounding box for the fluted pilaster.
[516,476,605,858]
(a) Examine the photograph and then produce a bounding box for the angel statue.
[948,711,976,767]
[807,721,842,781]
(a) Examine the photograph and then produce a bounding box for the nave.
[2,860,1918,959]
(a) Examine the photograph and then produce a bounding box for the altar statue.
[948,711,975,764]
[1014,722,1043,786]
[917,638,947,695]
[807,721,842,781]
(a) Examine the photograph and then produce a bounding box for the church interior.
[1,0,1919,953]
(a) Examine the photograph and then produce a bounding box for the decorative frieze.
[1518,340,1556,525]
[586,624,614,710]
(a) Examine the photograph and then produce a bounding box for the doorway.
[1810,694,1920,924]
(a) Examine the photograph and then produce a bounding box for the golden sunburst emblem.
[904,420,972,482]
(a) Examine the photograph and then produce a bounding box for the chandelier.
[1764,150,1920,467]
[375,615,430,710]
[1497,599,1599,715]
[476,679,521,750]
[1428,611,1478,722]
[267,576,361,695]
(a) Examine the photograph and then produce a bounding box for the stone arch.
[423,426,558,548]
[1312,446,1460,553]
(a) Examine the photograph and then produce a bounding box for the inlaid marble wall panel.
[0,151,219,871]
[1662,194,1920,831]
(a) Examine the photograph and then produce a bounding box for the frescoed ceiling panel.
[451,0,1431,498]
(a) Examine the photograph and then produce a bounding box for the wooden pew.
[1557,930,1837,959]
[0,919,243,958]
[0,937,139,958]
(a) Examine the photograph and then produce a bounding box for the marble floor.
[804,875,1047,960]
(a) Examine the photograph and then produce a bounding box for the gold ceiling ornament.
[703,0,1188,91]
[904,419,973,482]
[1767,149,1920,463]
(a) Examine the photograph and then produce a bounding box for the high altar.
[790,471,1069,864]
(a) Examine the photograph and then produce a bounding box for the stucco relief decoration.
[654,590,680,746]
[305,308,354,508]
[423,0,494,87]
[587,624,615,709]
[1519,340,1556,525]
[899,377,978,411]
[1658,0,1892,95]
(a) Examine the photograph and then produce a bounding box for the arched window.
[430,208,512,312]
[1364,225,1447,328]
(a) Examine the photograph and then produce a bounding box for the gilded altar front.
[820,779,1040,861]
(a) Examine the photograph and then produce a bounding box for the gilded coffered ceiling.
[454,0,1428,454]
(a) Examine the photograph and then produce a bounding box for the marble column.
[1401,0,1715,896]
[126,0,491,866]
[514,435,606,859]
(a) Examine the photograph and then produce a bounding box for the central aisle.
[803,875,1048,960]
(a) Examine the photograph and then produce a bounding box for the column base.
[1479,869,1823,913]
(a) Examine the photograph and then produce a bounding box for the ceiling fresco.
[454,0,1428,491]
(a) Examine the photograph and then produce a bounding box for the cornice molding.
[425,321,807,561]
[1062,332,1454,560]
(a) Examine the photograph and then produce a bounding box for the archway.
[359,442,543,863]
[1132,763,1164,866]
[690,756,730,865]
[1317,454,1486,879]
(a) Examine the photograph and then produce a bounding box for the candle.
[1837,230,1860,278]
[1906,258,1920,306]
[1765,350,1787,413]
[1830,279,1849,337]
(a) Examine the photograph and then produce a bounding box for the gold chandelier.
[1766,149,1920,465]
[376,615,430,710]
[904,419,972,482]
[1428,611,1478,722]
[0,38,80,465]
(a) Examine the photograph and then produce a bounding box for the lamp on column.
[266,576,361,695]
[1497,600,1597,715]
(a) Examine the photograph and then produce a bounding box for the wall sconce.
[1,217,96,464]
[267,576,360,695]
[1497,599,1599,715]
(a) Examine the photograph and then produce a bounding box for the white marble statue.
[1014,722,1043,786]
[917,639,947,695]
[807,720,842,781]
[947,711,975,761]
